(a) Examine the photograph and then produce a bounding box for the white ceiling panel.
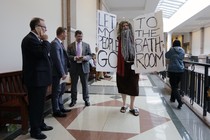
[102,0,210,33]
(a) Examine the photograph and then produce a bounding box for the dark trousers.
[70,64,89,102]
[168,72,183,103]
[27,86,47,134]
[51,76,66,113]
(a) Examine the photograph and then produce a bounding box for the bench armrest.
[0,92,27,97]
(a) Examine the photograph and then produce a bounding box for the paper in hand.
[60,74,70,84]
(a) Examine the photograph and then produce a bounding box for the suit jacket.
[21,32,52,87]
[51,38,69,77]
[67,41,91,73]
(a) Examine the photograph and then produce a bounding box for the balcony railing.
[181,61,210,116]
[159,59,210,126]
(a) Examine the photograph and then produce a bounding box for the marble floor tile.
[13,74,202,140]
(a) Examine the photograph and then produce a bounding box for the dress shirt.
[76,42,82,56]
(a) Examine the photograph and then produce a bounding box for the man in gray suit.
[51,27,71,117]
[67,30,92,107]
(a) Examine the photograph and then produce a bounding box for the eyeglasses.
[37,25,47,30]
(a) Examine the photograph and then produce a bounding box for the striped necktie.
[61,42,65,49]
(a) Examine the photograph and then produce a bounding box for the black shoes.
[104,75,111,78]
[40,125,53,131]
[61,108,71,113]
[30,125,53,139]
[69,101,90,107]
[170,98,175,102]
[69,101,76,107]
[53,112,67,117]
[31,132,47,139]
[85,101,90,106]
[177,102,183,109]
[53,108,71,117]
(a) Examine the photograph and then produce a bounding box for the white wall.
[0,0,62,73]
[191,30,201,56]
[75,0,97,52]
[204,26,210,55]
[70,0,77,42]
[183,33,190,43]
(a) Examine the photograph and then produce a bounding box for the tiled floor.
[13,74,210,140]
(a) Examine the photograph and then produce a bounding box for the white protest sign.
[133,11,165,73]
[96,10,117,72]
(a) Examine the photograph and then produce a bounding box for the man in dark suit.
[21,17,53,139]
[50,27,71,117]
[67,30,92,107]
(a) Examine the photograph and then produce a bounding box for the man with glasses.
[21,17,53,139]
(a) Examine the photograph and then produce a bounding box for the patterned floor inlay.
[52,97,177,140]
[14,76,184,140]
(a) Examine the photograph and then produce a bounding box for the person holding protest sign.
[165,39,185,109]
[117,21,139,116]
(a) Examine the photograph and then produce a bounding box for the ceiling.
[102,0,159,20]
[102,0,210,33]
[171,5,210,33]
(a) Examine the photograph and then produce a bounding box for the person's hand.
[76,56,83,61]
[75,56,80,61]
[62,74,67,80]
[40,33,48,41]
[36,28,48,41]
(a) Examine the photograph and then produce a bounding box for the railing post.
[203,66,208,116]
[190,71,195,104]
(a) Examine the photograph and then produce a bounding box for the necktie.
[61,42,65,49]
[76,43,81,56]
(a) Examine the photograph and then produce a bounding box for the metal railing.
[181,61,210,116]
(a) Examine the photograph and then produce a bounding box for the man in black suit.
[67,30,92,107]
[50,27,71,117]
[21,17,53,139]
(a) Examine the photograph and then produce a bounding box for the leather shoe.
[53,112,67,117]
[85,101,90,106]
[61,108,71,113]
[40,125,53,131]
[69,101,76,107]
[31,132,47,139]
[104,75,111,78]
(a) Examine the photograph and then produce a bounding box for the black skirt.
[116,62,139,96]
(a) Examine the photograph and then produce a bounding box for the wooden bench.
[0,71,52,133]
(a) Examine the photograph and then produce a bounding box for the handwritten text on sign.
[97,10,117,72]
[134,11,165,73]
